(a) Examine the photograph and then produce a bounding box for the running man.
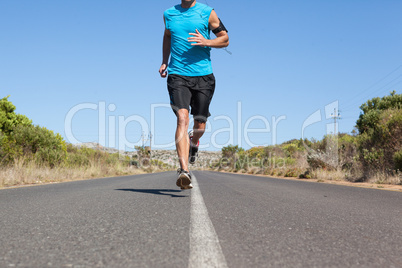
[159,0,229,189]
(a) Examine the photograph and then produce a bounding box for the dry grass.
[367,172,402,185]
[0,158,145,188]
[311,169,346,182]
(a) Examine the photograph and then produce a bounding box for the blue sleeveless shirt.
[164,3,214,77]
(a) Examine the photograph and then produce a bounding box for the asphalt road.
[1,171,401,267]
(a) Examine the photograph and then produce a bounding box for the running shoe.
[189,130,199,164]
[176,168,193,190]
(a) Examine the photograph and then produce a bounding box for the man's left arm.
[188,10,229,48]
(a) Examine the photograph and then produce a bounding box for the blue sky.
[1,0,401,151]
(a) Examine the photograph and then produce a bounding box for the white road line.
[189,173,228,268]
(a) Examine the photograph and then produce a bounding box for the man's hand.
[188,29,210,47]
[159,63,168,78]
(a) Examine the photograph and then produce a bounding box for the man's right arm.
[159,16,171,78]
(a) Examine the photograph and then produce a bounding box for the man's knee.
[194,115,208,124]
[194,120,206,130]
[177,109,189,126]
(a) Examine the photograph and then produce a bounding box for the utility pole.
[331,108,341,135]
[149,131,153,161]
[141,132,145,148]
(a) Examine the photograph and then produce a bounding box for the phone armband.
[212,19,228,34]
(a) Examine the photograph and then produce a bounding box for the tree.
[355,91,402,177]
[0,96,32,135]
[0,96,67,167]
[356,91,402,134]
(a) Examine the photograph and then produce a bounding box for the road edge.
[214,170,402,192]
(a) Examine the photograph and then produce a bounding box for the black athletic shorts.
[167,73,215,123]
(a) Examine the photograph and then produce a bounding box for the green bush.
[106,153,121,165]
[12,125,67,167]
[394,150,402,171]
[220,145,245,170]
[0,133,22,165]
[338,134,358,169]
[283,143,298,158]
[358,108,402,177]
[246,146,265,159]
[299,170,312,179]
[65,144,131,168]
[0,124,67,167]
[66,145,91,167]
[222,145,244,158]
[0,96,136,171]
[284,168,298,177]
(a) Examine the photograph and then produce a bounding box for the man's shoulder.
[196,3,211,9]
[196,3,214,12]
[164,4,181,16]
[164,3,213,14]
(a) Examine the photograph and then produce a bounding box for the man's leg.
[191,120,206,146]
[188,119,205,165]
[176,108,190,172]
[168,74,193,189]
[189,74,215,149]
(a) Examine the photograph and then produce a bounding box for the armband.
[212,19,228,34]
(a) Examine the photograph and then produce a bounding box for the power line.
[339,66,402,113]
[342,65,402,106]
[341,65,402,109]
[341,80,402,112]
